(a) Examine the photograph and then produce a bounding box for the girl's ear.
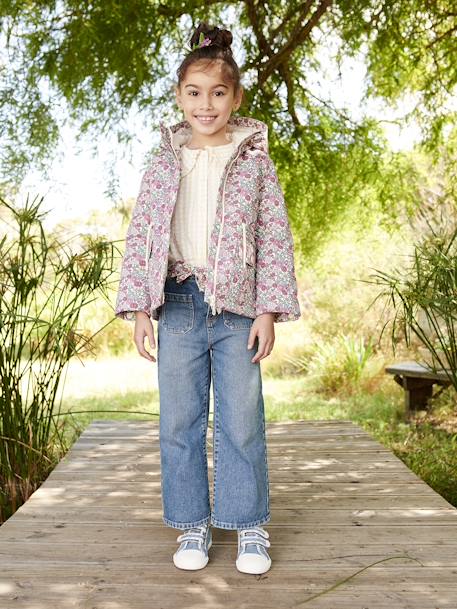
[175,86,182,109]
[233,85,243,111]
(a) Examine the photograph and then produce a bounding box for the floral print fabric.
[115,115,301,323]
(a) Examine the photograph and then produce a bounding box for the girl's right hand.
[134,312,156,362]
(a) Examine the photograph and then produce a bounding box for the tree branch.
[426,24,457,49]
[258,0,333,87]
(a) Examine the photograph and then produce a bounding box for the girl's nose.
[199,98,213,110]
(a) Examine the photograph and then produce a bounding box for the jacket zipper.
[210,144,250,314]
[166,126,262,315]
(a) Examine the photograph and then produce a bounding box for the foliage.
[49,199,139,357]
[302,332,381,395]
[366,211,457,391]
[1,2,456,258]
[351,388,457,507]
[335,0,457,143]
[0,193,118,521]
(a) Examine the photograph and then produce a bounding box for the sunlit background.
[15,37,424,231]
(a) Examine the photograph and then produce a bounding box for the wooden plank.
[44,469,427,484]
[67,439,387,451]
[24,490,451,510]
[50,457,413,473]
[34,479,442,496]
[1,419,456,609]
[84,419,356,426]
[0,581,455,609]
[9,504,457,525]
[1,525,457,550]
[1,564,457,584]
[80,428,361,436]
[52,448,412,462]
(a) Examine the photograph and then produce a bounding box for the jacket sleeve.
[115,166,154,321]
[254,154,301,323]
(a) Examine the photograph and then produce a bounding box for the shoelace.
[238,526,271,549]
[176,525,208,548]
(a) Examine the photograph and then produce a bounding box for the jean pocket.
[162,292,194,334]
[223,309,254,330]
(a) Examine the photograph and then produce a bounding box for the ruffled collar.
[182,139,235,153]
[180,138,236,174]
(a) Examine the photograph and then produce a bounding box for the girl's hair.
[176,22,242,96]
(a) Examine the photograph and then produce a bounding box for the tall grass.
[365,219,457,389]
[287,332,381,395]
[0,194,118,521]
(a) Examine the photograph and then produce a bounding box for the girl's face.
[175,60,243,146]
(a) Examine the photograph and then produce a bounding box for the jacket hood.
[159,115,269,156]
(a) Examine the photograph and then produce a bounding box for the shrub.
[0,193,118,521]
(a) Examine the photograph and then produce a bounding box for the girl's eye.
[188,91,225,96]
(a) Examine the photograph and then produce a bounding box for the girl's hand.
[248,313,275,363]
[134,312,156,362]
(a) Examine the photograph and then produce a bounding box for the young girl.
[115,22,301,575]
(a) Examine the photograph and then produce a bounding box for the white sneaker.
[236,526,271,574]
[173,523,212,570]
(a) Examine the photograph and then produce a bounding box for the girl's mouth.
[195,116,217,124]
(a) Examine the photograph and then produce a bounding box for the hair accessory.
[190,32,213,52]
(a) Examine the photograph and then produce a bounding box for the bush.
[304,332,384,395]
[0,193,118,522]
[367,218,457,393]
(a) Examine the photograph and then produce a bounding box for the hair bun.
[190,21,233,52]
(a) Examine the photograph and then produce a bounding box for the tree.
[0,1,455,258]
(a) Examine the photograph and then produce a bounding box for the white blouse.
[168,139,236,268]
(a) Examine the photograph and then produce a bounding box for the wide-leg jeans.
[157,275,271,531]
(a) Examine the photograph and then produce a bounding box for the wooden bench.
[385,360,453,416]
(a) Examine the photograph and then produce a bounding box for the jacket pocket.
[242,222,256,268]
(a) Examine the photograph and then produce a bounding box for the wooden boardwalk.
[0,419,456,608]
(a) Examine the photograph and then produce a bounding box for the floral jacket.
[115,115,301,323]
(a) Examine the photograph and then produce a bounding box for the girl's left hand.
[248,313,275,363]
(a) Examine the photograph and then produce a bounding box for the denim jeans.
[157,274,271,531]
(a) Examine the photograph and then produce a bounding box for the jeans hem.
[210,512,271,530]
[163,514,210,530]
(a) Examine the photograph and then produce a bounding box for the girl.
[115,22,301,575]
